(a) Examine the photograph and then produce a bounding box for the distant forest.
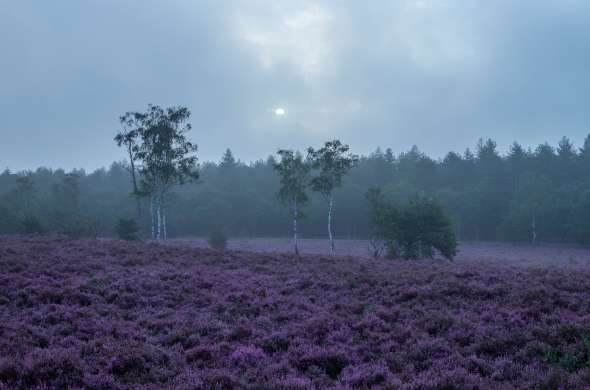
[1,136,590,244]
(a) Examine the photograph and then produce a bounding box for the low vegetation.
[367,188,457,260]
[207,230,228,251]
[0,236,589,388]
[21,216,45,234]
[115,218,140,241]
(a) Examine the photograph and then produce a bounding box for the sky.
[1,0,589,171]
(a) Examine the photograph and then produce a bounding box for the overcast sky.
[1,0,589,171]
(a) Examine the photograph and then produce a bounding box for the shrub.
[21,216,45,234]
[22,348,84,388]
[230,345,265,366]
[366,188,400,259]
[398,197,457,260]
[207,230,227,251]
[61,219,88,239]
[116,218,140,241]
[366,189,457,260]
[367,237,385,259]
[294,347,349,379]
[341,362,394,388]
[109,350,148,382]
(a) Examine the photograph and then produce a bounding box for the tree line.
[1,106,590,246]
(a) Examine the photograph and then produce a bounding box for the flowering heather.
[169,237,590,265]
[1,236,590,389]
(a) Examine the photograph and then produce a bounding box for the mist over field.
[2,1,590,388]
[2,0,590,170]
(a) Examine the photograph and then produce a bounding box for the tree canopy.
[273,149,311,255]
[114,105,199,239]
[2,136,590,246]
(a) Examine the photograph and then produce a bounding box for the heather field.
[2,236,590,389]
[168,237,590,266]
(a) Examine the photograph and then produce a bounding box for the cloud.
[0,0,589,170]
[234,1,333,78]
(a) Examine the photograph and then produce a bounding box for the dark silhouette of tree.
[556,136,576,184]
[2,134,590,245]
[115,113,143,218]
[115,218,139,241]
[220,148,237,169]
[13,174,36,217]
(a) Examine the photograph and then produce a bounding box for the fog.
[1,1,590,170]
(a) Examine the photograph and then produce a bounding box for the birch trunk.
[156,195,162,240]
[128,145,141,219]
[150,196,156,240]
[293,199,299,256]
[328,195,335,255]
[531,213,537,245]
[162,201,167,240]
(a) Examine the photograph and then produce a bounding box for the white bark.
[531,213,537,245]
[128,144,141,219]
[150,196,156,240]
[156,196,162,240]
[162,201,167,240]
[328,195,335,255]
[293,199,299,256]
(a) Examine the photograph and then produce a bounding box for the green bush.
[61,219,86,239]
[116,218,140,241]
[208,230,228,251]
[399,197,457,260]
[60,217,101,239]
[366,189,457,260]
[22,216,46,234]
[366,188,399,259]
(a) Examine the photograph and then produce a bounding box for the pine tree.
[220,148,237,168]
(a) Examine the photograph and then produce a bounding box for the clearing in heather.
[1,235,590,388]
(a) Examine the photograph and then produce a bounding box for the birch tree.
[307,140,358,255]
[116,105,199,240]
[273,150,310,256]
[115,113,142,218]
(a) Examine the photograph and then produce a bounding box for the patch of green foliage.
[208,230,228,251]
[544,337,590,373]
[115,218,140,241]
[366,188,457,260]
[61,217,100,239]
[21,216,46,234]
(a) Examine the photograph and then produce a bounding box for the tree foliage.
[2,136,590,245]
[273,150,310,255]
[274,150,310,208]
[114,105,199,240]
[207,230,228,251]
[367,188,457,260]
[115,218,139,241]
[22,216,45,234]
[307,140,358,197]
[307,140,358,254]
